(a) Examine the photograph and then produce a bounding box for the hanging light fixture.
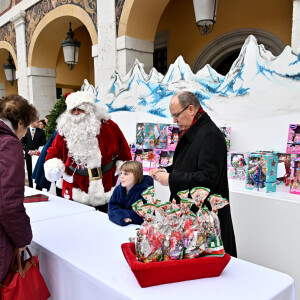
[3,53,16,86]
[61,22,81,70]
[193,0,218,35]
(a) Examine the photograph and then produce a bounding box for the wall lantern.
[61,22,81,70]
[193,0,218,35]
[3,53,16,86]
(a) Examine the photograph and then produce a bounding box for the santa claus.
[44,91,131,211]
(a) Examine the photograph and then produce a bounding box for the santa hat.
[66,91,96,111]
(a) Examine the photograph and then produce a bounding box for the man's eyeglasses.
[171,105,190,119]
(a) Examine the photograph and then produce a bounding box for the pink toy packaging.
[286,124,300,154]
[167,125,180,151]
[290,157,300,195]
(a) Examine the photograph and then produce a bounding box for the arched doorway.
[193,29,286,74]
[27,5,97,116]
[0,42,18,97]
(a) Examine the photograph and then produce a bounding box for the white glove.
[49,168,61,182]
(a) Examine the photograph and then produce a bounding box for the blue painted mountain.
[82,35,300,120]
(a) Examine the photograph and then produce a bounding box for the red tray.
[121,242,231,288]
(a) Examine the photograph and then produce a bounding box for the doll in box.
[159,126,168,149]
[287,125,300,153]
[290,159,300,193]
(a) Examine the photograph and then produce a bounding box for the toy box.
[246,152,278,193]
[136,123,179,151]
[227,152,247,180]
[136,123,155,149]
[167,124,180,151]
[142,150,160,172]
[158,150,174,168]
[286,124,300,154]
[153,124,168,149]
[275,153,293,185]
[290,157,300,195]
[219,127,231,151]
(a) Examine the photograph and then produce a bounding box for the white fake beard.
[57,104,101,168]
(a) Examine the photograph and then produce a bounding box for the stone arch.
[0,41,18,69]
[192,28,285,73]
[118,0,171,40]
[28,4,98,68]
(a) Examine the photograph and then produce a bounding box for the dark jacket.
[166,113,237,257]
[32,131,58,191]
[0,121,32,283]
[21,127,46,154]
[108,175,153,226]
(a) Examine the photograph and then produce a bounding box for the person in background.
[108,161,153,226]
[150,91,237,257]
[21,117,46,188]
[38,119,46,130]
[32,94,68,197]
[44,91,132,212]
[0,94,37,284]
[44,115,50,125]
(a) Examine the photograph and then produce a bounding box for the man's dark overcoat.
[166,113,237,257]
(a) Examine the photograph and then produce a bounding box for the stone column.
[27,67,56,118]
[96,0,117,95]
[10,11,29,99]
[292,0,300,54]
[116,36,154,76]
[0,83,5,98]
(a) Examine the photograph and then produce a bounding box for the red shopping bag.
[0,247,50,300]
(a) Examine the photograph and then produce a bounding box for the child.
[108,161,153,226]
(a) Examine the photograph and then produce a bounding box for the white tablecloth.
[229,179,300,299]
[24,186,95,223]
[30,211,297,300]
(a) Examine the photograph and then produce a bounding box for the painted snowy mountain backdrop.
[82,35,300,122]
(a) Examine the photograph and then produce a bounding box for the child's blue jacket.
[108,175,153,226]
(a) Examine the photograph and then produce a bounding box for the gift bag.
[0,247,50,300]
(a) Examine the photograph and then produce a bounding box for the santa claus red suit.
[44,91,131,209]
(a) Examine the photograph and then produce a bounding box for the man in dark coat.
[21,118,46,188]
[150,91,237,257]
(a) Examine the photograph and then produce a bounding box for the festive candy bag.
[135,187,229,262]
[208,194,229,213]
[183,218,206,259]
[177,189,189,199]
[190,187,210,206]
[197,205,225,257]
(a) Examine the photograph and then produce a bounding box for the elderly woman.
[0,94,38,284]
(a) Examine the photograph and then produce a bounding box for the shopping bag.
[0,247,50,300]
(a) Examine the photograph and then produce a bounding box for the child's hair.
[120,161,143,185]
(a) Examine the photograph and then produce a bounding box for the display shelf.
[229,179,300,204]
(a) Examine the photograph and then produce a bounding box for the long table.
[154,179,300,298]
[24,186,95,223]
[29,209,297,300]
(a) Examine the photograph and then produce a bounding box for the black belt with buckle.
[69,159,117,181]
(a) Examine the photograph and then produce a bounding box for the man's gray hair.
[177,91,201,109]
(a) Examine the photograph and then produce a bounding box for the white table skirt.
[30,211,297,300]
[24,186,95,223]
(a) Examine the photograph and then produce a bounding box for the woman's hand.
[18,246,27,252]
